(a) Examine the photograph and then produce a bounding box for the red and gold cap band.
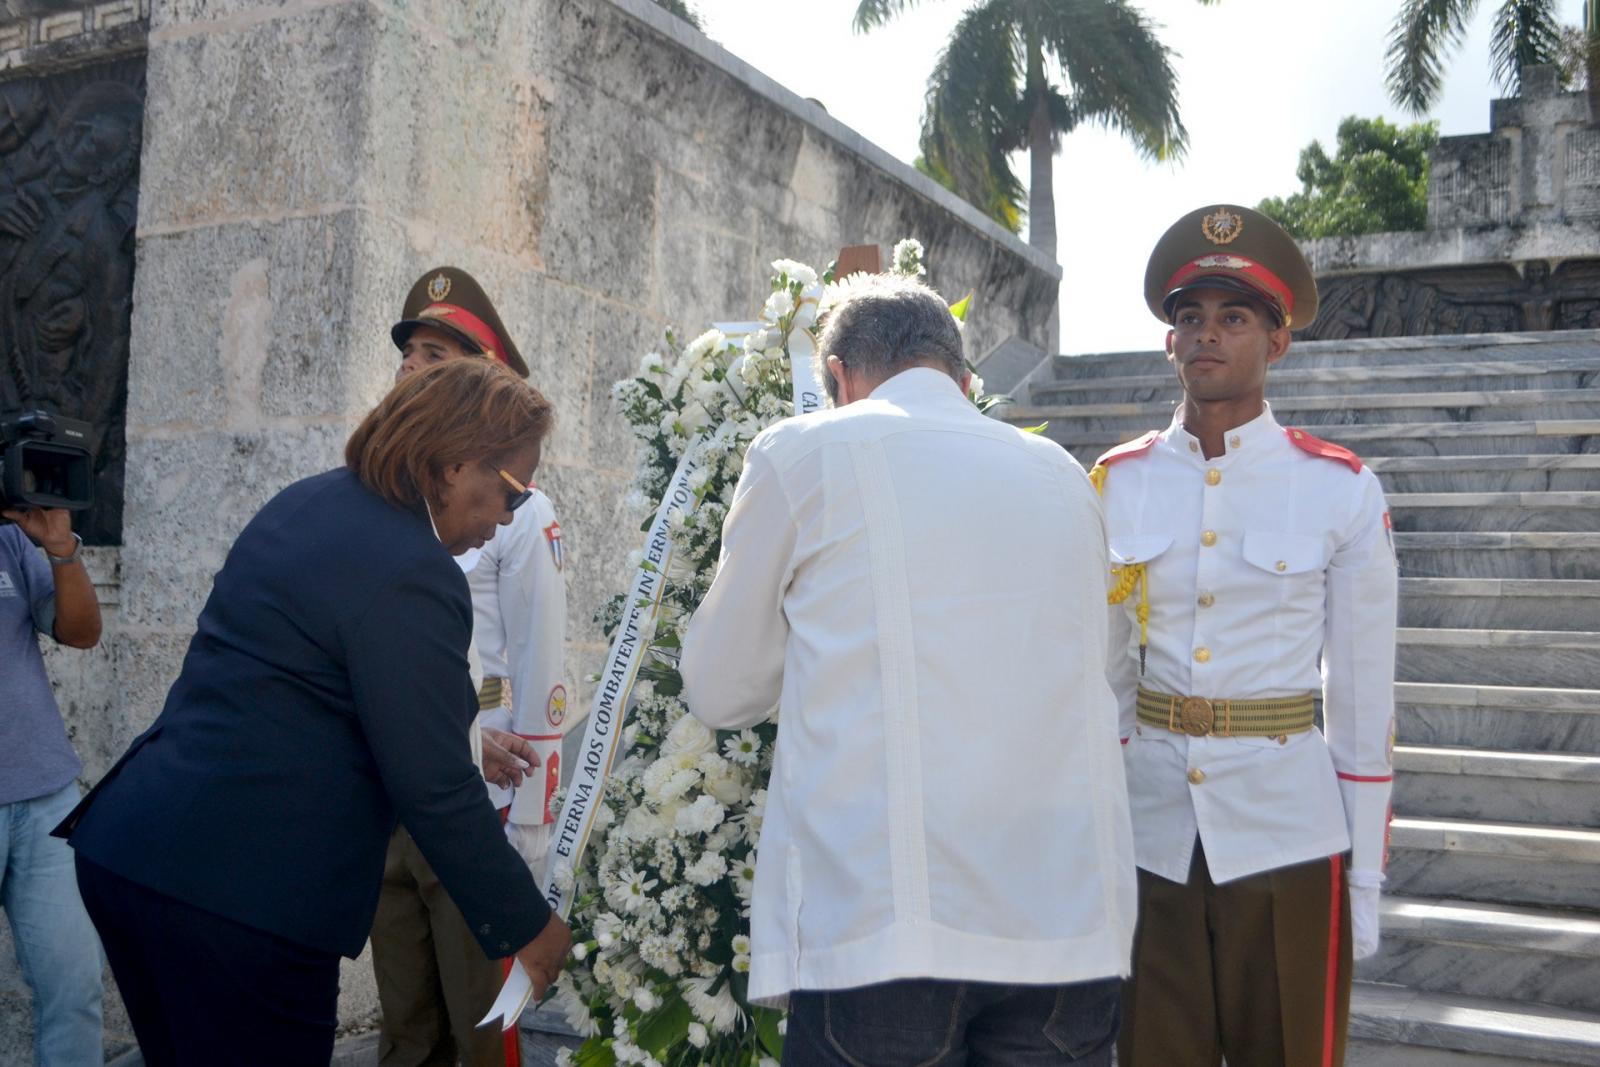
[416,303,507,366]
[1164,253,1294,323]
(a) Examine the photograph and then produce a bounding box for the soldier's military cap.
[391,267,529,379]
[1144,205,1318,330]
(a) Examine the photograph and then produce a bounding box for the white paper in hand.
[476,959,535,1032]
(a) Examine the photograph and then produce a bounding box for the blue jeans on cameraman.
[785,976,1120,1066]
[2,781,104,1066]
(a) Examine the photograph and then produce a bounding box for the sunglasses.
[497,469,534,513]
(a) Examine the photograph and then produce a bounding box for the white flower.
[724,728,761,766]
[771,258,819,288]
[687,467,709,491]
[555,1050,574,1067]
[731,933,751,955]
[674,794,727,836]
[703,769,744,807]
[613,869,658,913]
[639,351,665,376]
[553,980,601,1038]
[684,850,728,886]
[730,858,757,900]
[967,374,985,400]
[893,238,926,277]
[678,401,711,434]
[684,329,726,366]
[687,1021,709,1048]
[661,714,715,758]
[762,288,795,321]
[572,942,589,961]
[633,987,660,1012]
[732,952,750,973]
[681,975,742,1033]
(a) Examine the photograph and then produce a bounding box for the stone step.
[1358,896,1600,1014]
[1031,356,1600,404]
[1370,455,1600,494]
[1401,579,1600,632]
[1386,817,1600,910]
[1043,418,1600,464]
[1054,329,1600,380]
[1346,1039,1579,1066]
[1350,982,1600,1065]
[1395,532,1600,581]
[1009,390,1600,439]
[1389,493,1600,534]
[1396,628,1600,689]
[1393,745,1600,827]
[1396,683,1600,756]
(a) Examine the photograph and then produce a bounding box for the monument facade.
[0,0,1060,1059]
[1299,65,1600,340]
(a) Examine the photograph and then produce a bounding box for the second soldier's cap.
[1144,204,1318,330]
[391,267,529,379]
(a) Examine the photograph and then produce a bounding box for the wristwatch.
[46,533,83,566]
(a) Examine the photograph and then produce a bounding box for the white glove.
[1348,868,1384,960]
[507,819,551,872]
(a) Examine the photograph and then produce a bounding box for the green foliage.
[860,0,1192,234]
[652,0,702,29]
[1385,0,1573,112]
[1257,116,1439,239]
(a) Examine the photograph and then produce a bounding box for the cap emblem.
[1191,254,1252,270]
[1201,209,1244,245]
[427,273,451,301]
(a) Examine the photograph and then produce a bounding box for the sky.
[687,0,1588,355]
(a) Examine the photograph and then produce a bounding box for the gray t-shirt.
[0,523,79,804]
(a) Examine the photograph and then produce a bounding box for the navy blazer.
[58,468,550,959]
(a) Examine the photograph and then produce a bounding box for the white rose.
[771,258,819,288]
[687,1022,709,1049]
[762,288,795,321]
[660,714,715,758]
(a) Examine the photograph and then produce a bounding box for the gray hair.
[814,274,964,405]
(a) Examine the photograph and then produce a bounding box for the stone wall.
[4,0,1058,1058]
[1297,66,1600,342]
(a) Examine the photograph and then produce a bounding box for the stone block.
[585,299,666,475]
[138,2,379,229]
[129,210,378,428]
[118,422,350,622]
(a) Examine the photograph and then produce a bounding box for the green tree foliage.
[652,0,702,29]
[854,0,1215,258]
[1258,116,1439,239]
[1385,0,1571,113]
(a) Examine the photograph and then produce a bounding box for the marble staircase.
[1003,330,1600,1065]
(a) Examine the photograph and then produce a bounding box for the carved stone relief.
[1299,259,1600,342]
[0,54,142,543]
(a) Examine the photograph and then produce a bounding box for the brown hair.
[345,359,554,510]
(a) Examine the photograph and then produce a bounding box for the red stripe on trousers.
[1323,854,1342,1067]
[496,804,522,1067]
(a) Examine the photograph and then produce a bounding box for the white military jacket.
[1100,406,1398,886]
[460,489,575,824]
[683,368,1137,1007]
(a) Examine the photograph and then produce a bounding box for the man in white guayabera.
[680,274,1138,1066]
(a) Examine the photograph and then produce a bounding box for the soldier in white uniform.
[466,485,579,869]
[372,267,573,1067]
[1100,206,1398,1067]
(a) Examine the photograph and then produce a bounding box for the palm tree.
[1385,0,1571,114]
[853,0,1208,263]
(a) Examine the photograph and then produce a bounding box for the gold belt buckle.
[1178,696,1214,737]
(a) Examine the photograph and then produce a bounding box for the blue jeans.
[785,977,1121,1066]
[2,781,104,1066]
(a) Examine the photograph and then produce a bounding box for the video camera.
[0,410,95,514]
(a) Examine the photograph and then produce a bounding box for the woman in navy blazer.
[56,360,571,1066]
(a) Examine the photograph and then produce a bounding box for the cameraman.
[2,504,103,1063]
